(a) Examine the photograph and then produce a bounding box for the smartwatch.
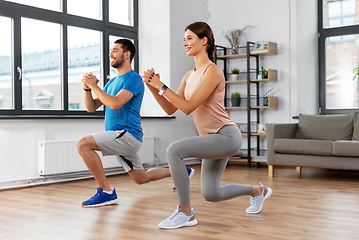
[158,84,168,96]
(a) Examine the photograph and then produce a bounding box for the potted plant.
[231,68,240,81]
[353,64,359,81]
[261,66,268,79]
[231,92,241,107]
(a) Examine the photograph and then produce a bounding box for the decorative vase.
[232,45,238,54]
[263,97,268,106]
[231,74,239,81]
[231,98,241,107]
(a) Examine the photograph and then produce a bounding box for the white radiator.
[39,137,159,176]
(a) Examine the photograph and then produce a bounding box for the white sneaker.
[246,183,272,214]
[158,207,198,229]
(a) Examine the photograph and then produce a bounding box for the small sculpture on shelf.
[257,124,267,134]
[263,88,273,106]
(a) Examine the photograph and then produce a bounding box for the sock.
[103,190,113,194]
[252,186,263,197]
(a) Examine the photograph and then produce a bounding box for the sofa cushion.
[274,139,332,156]
[352,111,359,140]
[332,140,359,157]
[294,114,353,141]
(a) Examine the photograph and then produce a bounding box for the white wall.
[0,0,318,185]
[294,0,318,115]
[0,119,104,183]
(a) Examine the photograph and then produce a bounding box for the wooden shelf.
[251,42,277,55]
[251,69,278,82]
[225,97,278,109]
[225,80,247,83]
[225,69,277,83]
[229,157,267,163]
[242,132,266,136]
[225,106,247,110]
[217,42,277,59]
[251,96,278,109]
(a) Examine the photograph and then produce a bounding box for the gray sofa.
[267,113,359,177]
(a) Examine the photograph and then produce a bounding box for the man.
[77,39,194,207]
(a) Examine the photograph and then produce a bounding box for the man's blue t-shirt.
[103,70,144,142]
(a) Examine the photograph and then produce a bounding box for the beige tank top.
[184,60,236,136]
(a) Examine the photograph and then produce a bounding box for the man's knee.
[128,170,148,185]
[133,178,147,185]
[77,135,88,146]
[77,136,93,154]
[77,137,86,152]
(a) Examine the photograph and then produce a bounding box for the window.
[325,34,359,109]
[109,0,134,26]
[0,0,138,118]
[67,0,102,20]
[324,0,356,28]
[21,18,62,110]
[4,0,62,12]
[0,16,13,110]
[319,0,359,114]
[67,26,102,111]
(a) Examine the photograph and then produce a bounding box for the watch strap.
[158,84,168,95]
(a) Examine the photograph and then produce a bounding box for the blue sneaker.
[173,167,195,192]
[82,187,119,208]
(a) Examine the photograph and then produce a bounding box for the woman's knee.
[201,184,221,202]
[166,141,182,164]
[202,189,221,202]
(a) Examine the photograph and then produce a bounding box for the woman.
[142,22,272,229]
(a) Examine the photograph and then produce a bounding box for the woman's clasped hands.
[142,68,162,90]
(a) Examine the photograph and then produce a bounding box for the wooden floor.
[1,164,359,240]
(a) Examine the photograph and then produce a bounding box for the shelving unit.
[214,41,278,167]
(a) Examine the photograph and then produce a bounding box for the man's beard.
[111,54,125,69]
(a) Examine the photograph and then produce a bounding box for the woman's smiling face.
[183,29,204,57]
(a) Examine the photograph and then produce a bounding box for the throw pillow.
[294,113,353,140]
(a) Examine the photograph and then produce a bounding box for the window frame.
[318,0,359,115]
[0,0,138,119]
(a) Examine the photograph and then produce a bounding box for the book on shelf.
[230,152,242,159]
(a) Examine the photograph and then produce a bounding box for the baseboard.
[0,159,202,192]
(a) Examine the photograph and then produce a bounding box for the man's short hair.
[115,39,136,62]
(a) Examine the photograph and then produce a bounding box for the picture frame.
[254,40,265,50]
[257,123,266,133]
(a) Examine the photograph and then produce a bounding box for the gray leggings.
[167,125,253,205]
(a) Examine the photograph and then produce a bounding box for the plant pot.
[231,74,239,81]
[231,98,241,107]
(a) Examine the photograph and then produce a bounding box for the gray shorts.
[92,130,143,172]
